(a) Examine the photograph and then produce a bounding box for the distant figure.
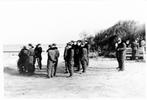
[140,39,146,61]
[46,44,59,78]
[131,39,139,60]
[66,42,75,77]
[34,44,42,70]
[17,46,28,73]
[116,38,126,71]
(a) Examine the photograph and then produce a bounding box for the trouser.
[67,61,74,76]
[81,58,88,72]
[116,52,125,70]
[54,59,58,76]
[47,60,55,78]
[65,61,68,73]
[87,56,89,66]
[74,56,81,71]
[34,57,42,69]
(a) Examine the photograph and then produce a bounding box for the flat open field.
[3,52,146,98]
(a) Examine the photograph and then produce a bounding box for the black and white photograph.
[0,0,147,99]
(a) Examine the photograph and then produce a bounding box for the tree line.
[84,20,146,57]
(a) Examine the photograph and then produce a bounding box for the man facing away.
[116,38,126,71]
[46,44,59,78]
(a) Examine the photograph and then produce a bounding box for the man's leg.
[65,61,68,73]
[67,62,73,77]
[54,60,58,76]
[38,57,42,70]
[51,62,55,77]
[47,61,51,78]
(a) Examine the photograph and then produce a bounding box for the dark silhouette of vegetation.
[84,20,146,57]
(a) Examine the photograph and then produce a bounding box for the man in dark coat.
[66,43,75,77]
[116,38,126,71]
[34,44,42,69]
[63,43,69,73]
[131,39,139,60]
[27,44,35,73]
[47,44,59,78]
[17,46,28,73]
[74,40,81,71]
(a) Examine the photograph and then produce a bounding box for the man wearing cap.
[79,41,88,73]
[34,44,42,70]
[66,43,75,77]
[17,46,28,73]
[52,43,60,76]
[47,44,59,78]
[63,43,70,73]
[74,40,81,71]
[116,38,126,71]
[26,44,35,73]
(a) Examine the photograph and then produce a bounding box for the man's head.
[52,43,57,48]
[28,43,34,48]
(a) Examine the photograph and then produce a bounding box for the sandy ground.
[3,52,146,98]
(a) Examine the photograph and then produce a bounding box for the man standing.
[80,42,88,73]
[27,44,35,73]
[131,39,139,60]
[84,40,90,66]
[34,44,42,70]
[52,43,60,76]
[66,43,75,77]
[63,43,69,73]
[17,46,28,73]
[116,38,126,71]
[47,44,59,78]
[74,40,81,71]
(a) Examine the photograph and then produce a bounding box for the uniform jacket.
[66,47,74,62]
[63,46,68,61]
[116,42,126,54]
[34,47,42,58]
[47,47,59,62]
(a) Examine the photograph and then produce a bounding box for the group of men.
[17,41,89,78]
[63,40,90,77]
[17,37,129,78]
[17,44,42,73]
[18,43,60,78]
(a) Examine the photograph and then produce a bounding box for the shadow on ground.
[4,61,67,78]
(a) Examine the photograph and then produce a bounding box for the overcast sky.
[0,0,146,44]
